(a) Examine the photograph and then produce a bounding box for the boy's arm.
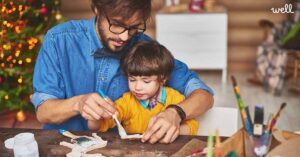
[88,120,101,131]
[179,122,190,135]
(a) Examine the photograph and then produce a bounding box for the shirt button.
[101,77,105,81]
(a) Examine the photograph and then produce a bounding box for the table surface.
[0,128,207,157]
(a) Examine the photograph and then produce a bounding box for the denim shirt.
[32,17,214,131]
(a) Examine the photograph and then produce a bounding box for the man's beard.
[98,26,126,53]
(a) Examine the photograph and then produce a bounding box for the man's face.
[97,12,145,53]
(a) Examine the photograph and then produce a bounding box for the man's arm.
[178,89,214,119]
[142,89,213,144]
[36,93,116,124]
[36,96,81,124]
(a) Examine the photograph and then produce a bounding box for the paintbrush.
[265,113,273,133]
[231,76,253,136]
[269,102,287,132]
[97,89,127,137]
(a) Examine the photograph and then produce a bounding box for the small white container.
[13,133,39,157]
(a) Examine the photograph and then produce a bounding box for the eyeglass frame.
[104,14,147,36]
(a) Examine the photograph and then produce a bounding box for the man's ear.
[94,8,98,14]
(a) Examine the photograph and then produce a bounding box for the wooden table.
[0,128,207,157]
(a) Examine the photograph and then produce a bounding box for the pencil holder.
[218,128,300,157]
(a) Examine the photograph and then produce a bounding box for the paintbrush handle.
[59,129,79,139]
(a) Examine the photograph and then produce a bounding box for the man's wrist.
[166,104,186,122]
[72,102,80,114]
[72,95,82,114]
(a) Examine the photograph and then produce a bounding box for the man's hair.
[91,0,151,20]
[121,41,174,82]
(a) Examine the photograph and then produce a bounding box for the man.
[32,0,214,144]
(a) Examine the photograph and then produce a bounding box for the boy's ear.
[161,77,168,85]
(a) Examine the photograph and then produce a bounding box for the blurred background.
[1,0,299,133]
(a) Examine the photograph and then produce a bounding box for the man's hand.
[77,93,116,121]
[142,108,181,144]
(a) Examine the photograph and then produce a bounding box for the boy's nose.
[134,82,143,91]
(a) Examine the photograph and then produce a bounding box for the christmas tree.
[0,0,63,113]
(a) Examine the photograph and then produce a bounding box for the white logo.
[271,4,294,14]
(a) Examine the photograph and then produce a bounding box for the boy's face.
[96,11,145,53]
[128,75,161,101]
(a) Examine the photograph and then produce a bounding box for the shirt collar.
[93,47,123,59]
[139,86,166,109]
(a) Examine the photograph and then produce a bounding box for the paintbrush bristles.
[231,76,237,86]
[275,102,286,119]
[269,102,287,132]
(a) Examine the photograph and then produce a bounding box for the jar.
[13,133,39,157]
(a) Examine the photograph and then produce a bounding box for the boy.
[88,41,199,136]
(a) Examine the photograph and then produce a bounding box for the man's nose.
[118,30,129,41]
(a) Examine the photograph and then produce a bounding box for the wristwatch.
[166,104,186,122]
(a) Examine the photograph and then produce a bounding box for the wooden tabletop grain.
[0,128,207,157]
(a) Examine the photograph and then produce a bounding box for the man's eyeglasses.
[105,15,146,36]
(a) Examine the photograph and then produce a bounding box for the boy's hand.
[77,92,116,121]
[142,108,181,144]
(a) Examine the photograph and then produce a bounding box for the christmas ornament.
[16,110,26,122]
[39,4,48,15]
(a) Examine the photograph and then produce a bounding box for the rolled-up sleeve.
[31,32,65,109]
[31,92,58,109]
[167,59,214,97]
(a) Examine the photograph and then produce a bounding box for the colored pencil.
[206,131,214,157]
[214,129,222,157]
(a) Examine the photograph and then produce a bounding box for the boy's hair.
[121,41,174,82]
[91,0,151,21]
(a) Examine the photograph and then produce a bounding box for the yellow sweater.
[99,87,199,135]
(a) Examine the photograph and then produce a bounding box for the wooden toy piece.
[60,133,107,157]
[120,134,142,140]
[59,129,95,147]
